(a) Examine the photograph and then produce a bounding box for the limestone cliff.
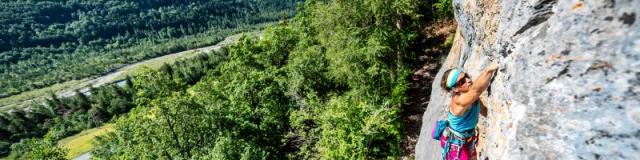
[415,0,639,159]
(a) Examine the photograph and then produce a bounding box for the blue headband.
[446,69,461,89]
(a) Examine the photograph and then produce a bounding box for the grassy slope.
[57,124,114,159]
[0,79,93,112]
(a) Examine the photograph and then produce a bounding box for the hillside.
[0,0,299,98]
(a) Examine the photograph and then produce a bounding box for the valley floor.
[0,32,251,111]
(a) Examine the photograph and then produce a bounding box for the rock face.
[415,0,640,159]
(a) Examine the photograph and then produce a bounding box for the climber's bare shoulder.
[450,94,477,116]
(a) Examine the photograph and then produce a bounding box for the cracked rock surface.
[415,0,640,159]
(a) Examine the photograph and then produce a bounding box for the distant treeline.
[0,0,301,98]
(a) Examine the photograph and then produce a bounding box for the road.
[74,152,91,160]
[58,32,248,98]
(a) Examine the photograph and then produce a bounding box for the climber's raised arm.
[454,62,498,108]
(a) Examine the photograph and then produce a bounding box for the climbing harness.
[440,126,478,160]
[432,101,480,160]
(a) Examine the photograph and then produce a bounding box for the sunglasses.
[454,74,471,87]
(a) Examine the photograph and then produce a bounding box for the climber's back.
[448,100,480,133]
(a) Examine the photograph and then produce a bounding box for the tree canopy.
[2,0,457,158]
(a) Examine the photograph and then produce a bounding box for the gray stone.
[415,0,640,159]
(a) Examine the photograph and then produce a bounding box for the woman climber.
[431,62,498,160]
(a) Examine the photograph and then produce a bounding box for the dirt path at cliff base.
[401,19,456,159]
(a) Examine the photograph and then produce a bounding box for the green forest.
[1,0,455,159]
[0,0,299,98]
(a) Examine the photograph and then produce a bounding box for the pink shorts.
[439,135,477,160]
